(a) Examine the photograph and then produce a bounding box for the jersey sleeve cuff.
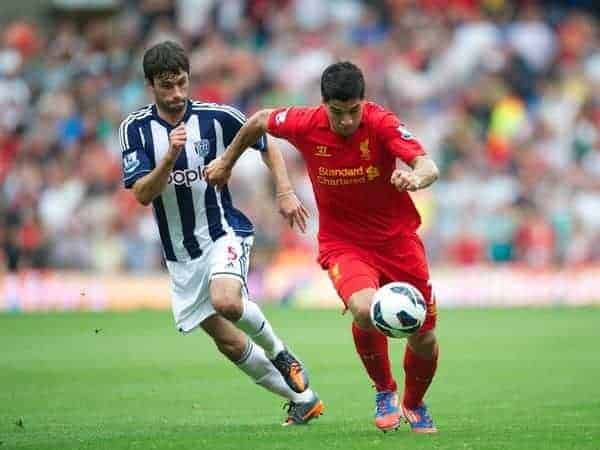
[124,170,151,189]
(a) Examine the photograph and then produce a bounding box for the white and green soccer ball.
[370,282,427,338]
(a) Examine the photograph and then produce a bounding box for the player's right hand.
[168,123,187,155]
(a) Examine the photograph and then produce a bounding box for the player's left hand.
[203,156,231,189]
[391,169,421,192]
[277,191,309,233]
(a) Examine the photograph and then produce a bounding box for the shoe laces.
[375,392,394,416]
[277,351,301,373]
[404,404,431,425]
[403,408,420,423]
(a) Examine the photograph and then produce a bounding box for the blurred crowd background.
[0,0,598,275]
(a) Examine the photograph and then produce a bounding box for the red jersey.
[267,102,426,256]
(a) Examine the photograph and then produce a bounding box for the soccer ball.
[370,282,427,338]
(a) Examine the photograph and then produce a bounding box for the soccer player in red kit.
[205,62,440,433]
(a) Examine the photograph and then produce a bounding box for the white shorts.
[165,234,253,333]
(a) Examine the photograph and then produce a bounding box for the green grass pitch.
[1,307,599,450]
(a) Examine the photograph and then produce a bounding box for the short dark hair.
[321,61,365,102]
[143,41,190,85]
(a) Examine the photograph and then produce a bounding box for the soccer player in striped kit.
[120,41,323,426]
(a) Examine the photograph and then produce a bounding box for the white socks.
[236,340,313,403]
[234,299,313,403]
[235,300,284,359]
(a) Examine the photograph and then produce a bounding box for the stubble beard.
[158,98,187,115]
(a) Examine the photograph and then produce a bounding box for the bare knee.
[210,278,243,321]
[348,288,376,330]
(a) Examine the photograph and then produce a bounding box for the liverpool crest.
[359,139,370,160]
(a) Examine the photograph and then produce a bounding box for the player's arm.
[391,155,440,192]
[260,136,309,233]
[379,114,439,192]
[132,123,186,206]
[204,109,273,188]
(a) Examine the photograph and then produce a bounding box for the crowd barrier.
[1,265,599,312]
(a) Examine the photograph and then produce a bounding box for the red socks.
[351,322,397,392]
[351,322,439,404]
[402,344,438,409]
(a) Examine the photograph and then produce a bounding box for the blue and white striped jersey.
[119,100,266,262]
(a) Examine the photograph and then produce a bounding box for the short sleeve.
[119,118,152,189]
[217,107,266,152]
[379,113,425,165]
[266,107,309,143]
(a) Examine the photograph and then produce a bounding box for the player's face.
[150,70,189,115]
[325,99,364,137]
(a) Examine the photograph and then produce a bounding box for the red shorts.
[320,235,437,333]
